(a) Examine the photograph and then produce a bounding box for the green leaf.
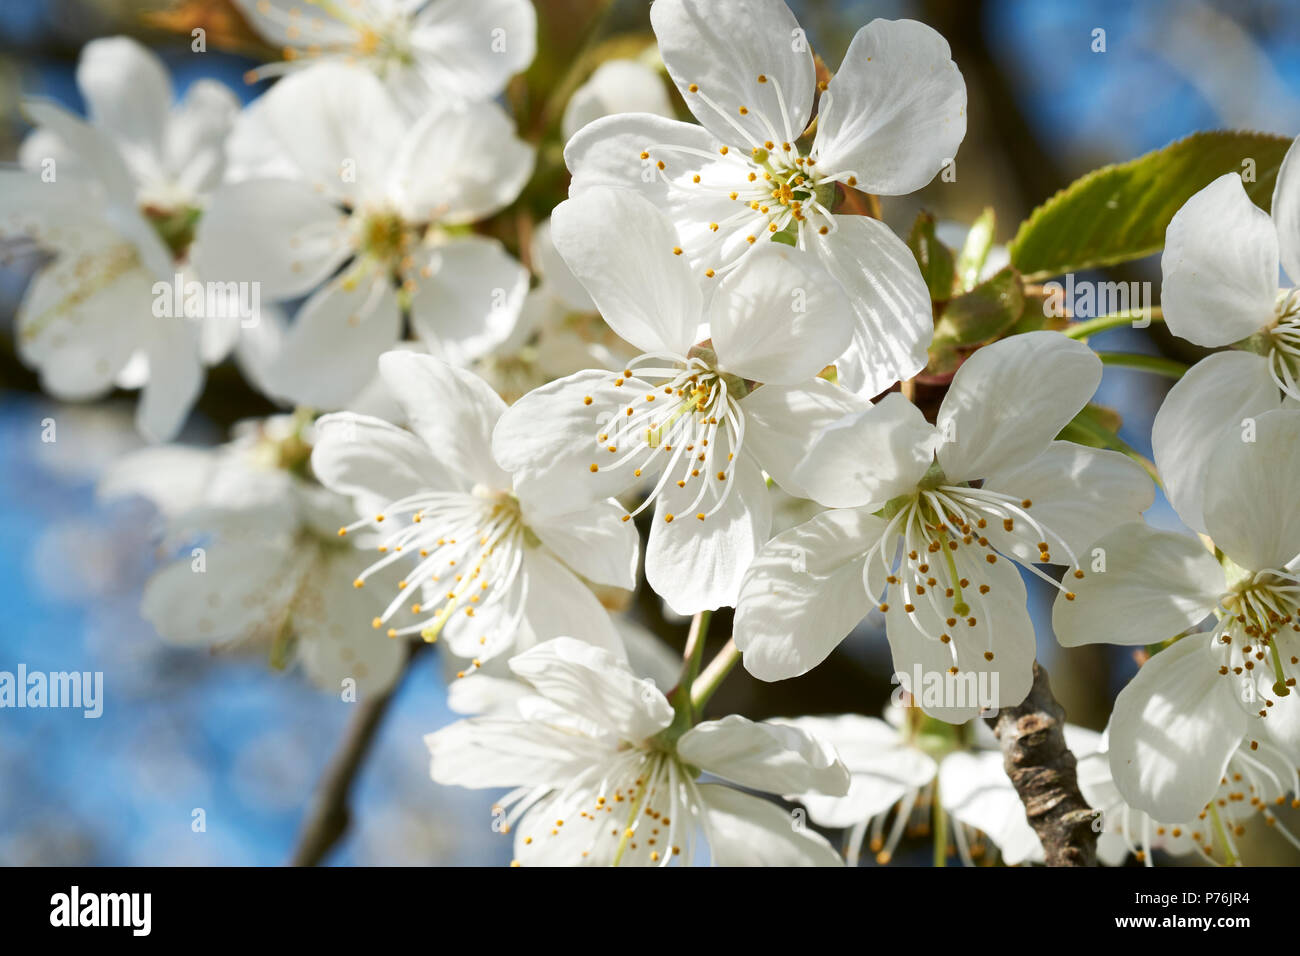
[907,211,955,302]
[925,267,1024,376]
[932,266,1024,347]
[954,207,996,293]
[1008,131,1294,282]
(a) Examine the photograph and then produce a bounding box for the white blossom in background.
[233,0,536,111]
[734,332,1153,721]
[1,37,240,441]
[312,351,637,667]
[425,637,849,866]
[493,187,864,615]
[100,414,406,693]
[565,0,966,397]
[1153,135,1300,530]
[1054,407,1300,822]
[780,708,1059,865]
[1077,729,1300,866]
[196,62,533,409]
[561,58,674,144]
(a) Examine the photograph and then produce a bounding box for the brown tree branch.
[986,660,1098,866]
[288,641,422,866]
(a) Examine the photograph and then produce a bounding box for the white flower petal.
[1052,523,1222,648]
[17,252,151,401]
[527,498,640,592]
[939,750,1042,865]
[252,62,404,203]
[776,714,936,828]
[739,378,869,498]
[1107,634,1246,821]
[409,0,537,101]
[794,392,938,509]
[735,506,883,681]
[678,715,850,796]
[1203,407,1300,571]
[550,188,703,355]
[507,637,674,741]
[937,331,1101,482]
[1273,136,1300,284]
[492,368,647,509]
[813,19,966,195]
[886,548,1035,724]
[1161,172,1278,347]
[1152,350,1281,533]
[135,315,204,443]
[312,411,457,503]
[193,178,350,300]
[142,540,304,647]
[376,350,511,491]
[565,112,720,206]
[709,245,853,385]
[76,37,171,172]
[651,0,815,149]
[21,99,137,205]
[645,455,771,614]
[409,235,529,367]
[811,215,934,396]
[164,78,239,199]
[269,272,401,410]
[293,550,406,695]
[699,784,842,866]
[979,441,1154,563]
[389,99,533,224]
[425,715,608,790]
[515,549,625,659]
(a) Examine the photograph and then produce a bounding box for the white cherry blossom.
[100,414,406,693]
[1054,408,1300,821]
[196,62,533,409]
[492,187,863,614]
[2,37,240,440]
[1153,136,1300,530]
[312,351,636,666]
[565,0,967,397]
[780,709,1046,866]
[734,332,1153,720]
[425,637,849,866]
[234,0,536,110]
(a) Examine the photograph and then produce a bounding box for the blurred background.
[1,0,1298,866]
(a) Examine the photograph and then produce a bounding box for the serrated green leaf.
[907,211,955,301]
[1009,131,1293,282]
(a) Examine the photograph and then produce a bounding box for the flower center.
[1265,288,1300,400]
[339,490,526,665]
[1210,569,1300,714]
[584,354,747,524]
[638,74,858,277]
[871,484,1083,671]
[498,747,700,866]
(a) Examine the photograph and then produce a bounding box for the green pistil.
[1268,638,1291,697]
[145,204,201,259]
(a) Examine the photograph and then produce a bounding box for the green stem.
[1063,307,1164,339]
[691,639,740,712]
[1094,351,1187,379]
[932,782,947,868]
[676,610,712,722]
